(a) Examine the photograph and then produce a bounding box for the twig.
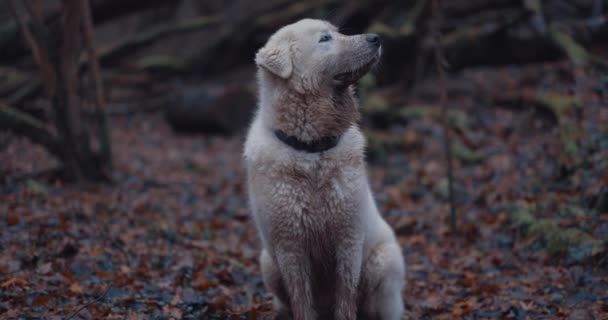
[432,0,456,234]
[65,286,110,320]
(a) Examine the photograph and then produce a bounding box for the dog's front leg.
[334,236,363,320]
[274,246,316,320]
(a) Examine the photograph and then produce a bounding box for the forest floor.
[1,60,607,319]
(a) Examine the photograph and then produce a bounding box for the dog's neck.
[261,79,360,143]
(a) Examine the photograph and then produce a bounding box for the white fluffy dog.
[244,19,405,320]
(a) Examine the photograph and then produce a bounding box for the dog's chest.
[264,154,363,239]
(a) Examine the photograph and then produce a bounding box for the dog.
[244,19,405,320]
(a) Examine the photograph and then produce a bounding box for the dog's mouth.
[333,54,379,85]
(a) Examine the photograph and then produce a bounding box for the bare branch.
[81,0,106,110]
[81,0,112,166]
[23,0,44,24]
[9,0,56,96]
[0,102,48,131]
[0,102,60,156]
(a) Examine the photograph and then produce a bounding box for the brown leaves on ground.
[1,60,607,319]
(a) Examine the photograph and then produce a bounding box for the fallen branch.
[0,102,48,130]
[4,15,221,106]
[0,102,61,157]
[98,15,222,64]
[0,1,174,63]
[7,78,41,106]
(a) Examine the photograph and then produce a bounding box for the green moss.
[364,93,390,113]
[550,30,590,66]
[365,130,406,162]
[397,106,435,120]
[367,22,400,38]
[528,93,583,168]
[27,179,49,195]
[397,106,469,129]
[510,206,535,226]
[540,93,581,114]
[509,206,603,255]
[432,178,449,201]
[453,141,482,164]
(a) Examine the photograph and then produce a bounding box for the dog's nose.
[366,33,380,47]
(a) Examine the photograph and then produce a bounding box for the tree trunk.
[6,0,111,182]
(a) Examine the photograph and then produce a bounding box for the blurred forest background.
[1,0,607,319]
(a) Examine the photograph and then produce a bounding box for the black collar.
[274,130,340,153]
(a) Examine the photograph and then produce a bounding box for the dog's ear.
[255,41,293,79]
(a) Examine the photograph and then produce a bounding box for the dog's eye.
[319,34,332,43]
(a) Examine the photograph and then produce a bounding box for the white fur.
[244,19,405,320]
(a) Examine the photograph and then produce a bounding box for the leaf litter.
[1,59,607,319]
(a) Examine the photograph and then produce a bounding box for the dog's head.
[256,19,381,91]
